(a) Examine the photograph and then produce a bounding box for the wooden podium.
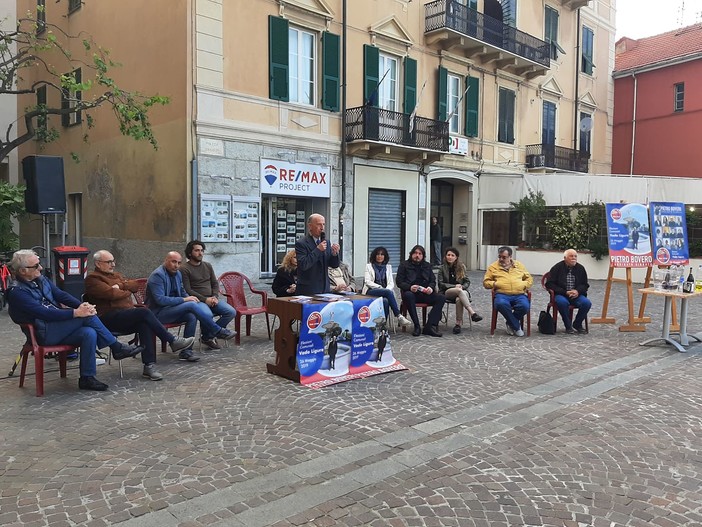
[267,297,303,382]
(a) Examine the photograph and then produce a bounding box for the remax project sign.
[260,158,330,198]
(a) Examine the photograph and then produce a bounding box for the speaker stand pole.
[42,214,53,282]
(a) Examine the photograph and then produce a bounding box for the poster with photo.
[296,210,306,219]
[287,236,296,245]
[231,197,260,242]
[277,210,287,219]
[200,195,231,242]
[605,203,652,268]
[277,233,286,242]
[649,202,689,266]
[296,222,305,231]
[287,225,296,234]
[276,244,287,253]
[277,221,286,231]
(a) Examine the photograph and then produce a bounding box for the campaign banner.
[605,203,653,268]
[649,202,689,266]
[296,297,407,388]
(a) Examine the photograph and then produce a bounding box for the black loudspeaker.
[22,155,66,214]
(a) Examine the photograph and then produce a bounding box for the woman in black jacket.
[272,250,298,297]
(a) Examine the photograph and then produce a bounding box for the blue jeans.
[43,316,117,377]
[494,293,530,331]
[209,300,236,332]
[155,301,223,339]
[554,294,592,329]
[366,288,400,318]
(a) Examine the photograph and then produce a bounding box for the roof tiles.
[615,23,702,72]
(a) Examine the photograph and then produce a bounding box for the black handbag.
[538,310,555,335]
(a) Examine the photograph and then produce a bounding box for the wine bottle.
[684,267,695,293]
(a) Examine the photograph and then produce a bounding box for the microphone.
[320,231,326,242]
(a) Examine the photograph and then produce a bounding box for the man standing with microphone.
[295,213,340,295]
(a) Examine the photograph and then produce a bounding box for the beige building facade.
[14,0,615,277]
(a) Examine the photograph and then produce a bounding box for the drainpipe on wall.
[338,0,347,258]
[191,159,198,239]
[629,73,638,175]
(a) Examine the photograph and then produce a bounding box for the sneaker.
[95,357,106,366]
[217,328,237,340]
[142,363,163,381]
[453,324,462,335]
[515,328,525,337]
[78,376,108,391]
[169,336,195,353]
[505,324,515,336]
[397,314,413,327]
[471,313,483,322]
[200,336,221,350]
[412,325,422,337]
[112,343,143,361]
[179,349,200,362]
[575,326,589,334]
[565,327,577,335]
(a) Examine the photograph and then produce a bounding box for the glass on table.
[653,269,664,291]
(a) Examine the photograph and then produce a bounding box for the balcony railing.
[425,0,550,68]
[526,144,590,173]
[345,106,449,153]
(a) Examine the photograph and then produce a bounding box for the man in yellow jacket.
[483,246,533,337]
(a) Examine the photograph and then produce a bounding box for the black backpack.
[538,310,555,335]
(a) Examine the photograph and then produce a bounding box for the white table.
[638,287,702,352]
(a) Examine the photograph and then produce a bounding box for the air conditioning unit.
[526,154,545,168]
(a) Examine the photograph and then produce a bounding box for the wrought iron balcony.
[525,144,590,173]
[425,0,550,79]
[345,106,449,162]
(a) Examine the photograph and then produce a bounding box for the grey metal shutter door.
[368,189,404,267]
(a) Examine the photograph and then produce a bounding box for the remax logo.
[263,164,278,186]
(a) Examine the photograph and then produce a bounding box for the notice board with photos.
[200,194,260,243]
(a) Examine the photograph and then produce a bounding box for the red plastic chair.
[219,272,271,345]
[134,278,185,354]
[490,289,531,336]
[541,272,589,333]
[18,323,76,397]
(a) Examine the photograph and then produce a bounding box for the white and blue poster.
[297,297,407,388]
[649,202,689,266]
[605,203,653,268]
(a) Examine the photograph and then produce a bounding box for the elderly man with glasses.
[6,249,142,392]
[84,250,195,380]
[483,246,533,337]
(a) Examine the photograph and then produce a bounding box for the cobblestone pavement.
[0,272,701,527]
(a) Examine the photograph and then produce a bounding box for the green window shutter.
[464,76,479,137]
[437,66,448,122]
[506,89,515,144]
[403,57,417,114]
[322,32,340,111]
[268,16,289,102]
[364,44,380,106]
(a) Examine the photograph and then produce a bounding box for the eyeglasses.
[24,263,42,269]
[99,260,116,265]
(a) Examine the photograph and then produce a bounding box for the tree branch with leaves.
[0,7,169,161]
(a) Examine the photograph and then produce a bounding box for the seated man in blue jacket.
[146,251,236,361]
[7,249,142,392]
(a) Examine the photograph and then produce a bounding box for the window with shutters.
[544,6,564,60]
[268,16,339,111]
[289,27,315,106]
[497,87,515,144]
[378,53,398,112]
[579,111,591,155]
[68,0,82,14]
[581,26,594,75]
[61,68,82,127]
[447,74,461,134]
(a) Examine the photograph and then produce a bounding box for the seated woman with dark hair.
[362,246,412,327]
[438,246,482,334]
[272,250,298,297]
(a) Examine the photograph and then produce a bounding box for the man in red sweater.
[85,250,195,380]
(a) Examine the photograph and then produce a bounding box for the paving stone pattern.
[0,272,700,526]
